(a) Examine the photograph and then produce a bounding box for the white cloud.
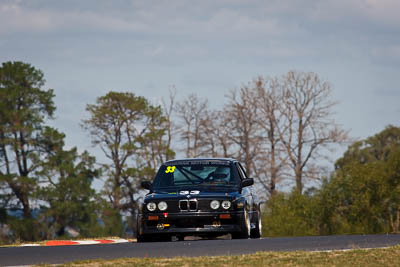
[365,0,400,26]
[0,3,53,32]
[0,1,291,37]
[370,44,400,65]
[1,0,399,37]
[304,0,400,29]
[0,2,147,34]
[149,45,165,57]
[1,0,398,173]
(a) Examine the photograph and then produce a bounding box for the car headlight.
[158,201,168,211]
[147,202,157,211]
[210,200,220,210]
[221,200,231,209]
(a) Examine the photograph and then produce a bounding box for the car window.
[236,163,248,179]
[152,164,239,188]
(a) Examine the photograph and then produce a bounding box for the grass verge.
[38,245,400,267]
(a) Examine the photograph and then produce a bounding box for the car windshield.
[152,163,239,189]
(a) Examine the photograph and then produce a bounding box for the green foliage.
[262,191,320,237]
[0,61,56,241]
[262,125,400,236]
[335,125,400,169]
[97,200,124,237]
[82,91,174,223]
[318,163,387,234]
[0,61,55,124]
[2,61,398,241]
[0,62,122,241]
[36,139,102,239]
[319,150,400,235]
[320,125,400,234]
[8,217,40,242]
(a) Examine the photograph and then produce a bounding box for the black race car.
[136,158,262,242]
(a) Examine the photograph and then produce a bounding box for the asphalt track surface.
[1,234,400,266]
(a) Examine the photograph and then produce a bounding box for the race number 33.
[165,166,176,173]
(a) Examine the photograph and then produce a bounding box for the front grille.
[179,200,188,210]
[179,199,198,211]
[189,200,197,210]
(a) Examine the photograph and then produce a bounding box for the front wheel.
[232,209,250,239]
[136,214,152,242]
[137,234,151,242]
[250,209,262,238]
[137,234,171,242]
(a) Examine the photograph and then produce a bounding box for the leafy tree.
[262,191,319,237]
[0,61,55,240]
[318,160,396,234]
[83,92,148,212]
[82,92,173,229]
[319,125,400,234]
[35,128,102,238]
[335,125,400,169]
[96,199,124,237]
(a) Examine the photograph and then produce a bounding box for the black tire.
[137,233,152,242]
[157,234,172,242]
[171,235,184,241]
[232,209,251,239]
[136,214,152,242]
[138,234,172,242]
[250,209,262,238]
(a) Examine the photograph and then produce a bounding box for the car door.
[235,162,254,212]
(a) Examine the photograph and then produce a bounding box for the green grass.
[38,245,400,267]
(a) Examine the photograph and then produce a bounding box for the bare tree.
[161,87,177,161]
[224,87,263,177]
[175,94,208,158]
[171,71,347,196]
[276,71,348,193]
[198,110,234,158]
[254,76,287,196]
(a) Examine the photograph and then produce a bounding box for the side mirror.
[141,181,152,190]
[242,178,254,187]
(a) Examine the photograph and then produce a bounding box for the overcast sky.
[1,0,400,166]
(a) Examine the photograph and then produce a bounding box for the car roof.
[164,157,238,165]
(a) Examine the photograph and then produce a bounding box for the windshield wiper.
[174,166,198,184]
[177,166,204,182]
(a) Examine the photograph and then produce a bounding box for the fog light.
[157,223,165,230]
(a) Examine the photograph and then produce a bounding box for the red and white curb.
[20,239,131,247]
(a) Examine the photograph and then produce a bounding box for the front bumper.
[138,211,244,235]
